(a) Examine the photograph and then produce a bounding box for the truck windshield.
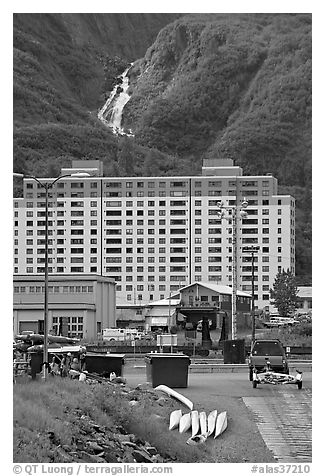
[252,342,284,356]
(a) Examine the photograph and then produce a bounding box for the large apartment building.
[13,158,295,311]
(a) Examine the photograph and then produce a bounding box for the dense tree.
[270,269,298,316]
[116,138,135,176]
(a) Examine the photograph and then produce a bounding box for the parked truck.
[102,328,144,342]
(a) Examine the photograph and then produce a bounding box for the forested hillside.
[123,13,312,281]
[13,13,311,281]
[13,13,181,176]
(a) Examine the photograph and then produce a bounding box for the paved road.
[124,364,312,462]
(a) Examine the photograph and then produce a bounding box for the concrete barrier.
[189,361,312,373]
[124,359,312,374]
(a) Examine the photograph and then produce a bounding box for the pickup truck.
[248,339,289,380]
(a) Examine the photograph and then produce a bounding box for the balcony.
[179,300,221,310]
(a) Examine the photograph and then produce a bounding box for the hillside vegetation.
[13,13,311,280]
[13,13,181,178]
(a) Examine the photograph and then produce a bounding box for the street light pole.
[216,198,248,340]
[243,245,260,343]
[44,182,49,377]
[231,206,238,340]
[14,171,89,380]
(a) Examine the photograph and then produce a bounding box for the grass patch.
[13,379,215,463]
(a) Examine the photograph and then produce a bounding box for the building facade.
[176,282,251,332]
[13,158,295,311]
[296,286,312,315]
[13,275,116,339]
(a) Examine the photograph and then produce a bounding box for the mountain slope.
[122,14,312,280]
[124,13,311,189]
[12,13,312,280]
[13,13,181,177]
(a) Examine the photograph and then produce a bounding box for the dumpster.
[145,352,190,388]
[223,339,245,364]
[85,353,125,378]
[30,352,43,379]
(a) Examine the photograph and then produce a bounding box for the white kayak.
[191,410,200,437]
[154,385,194,410]
[169,409,182,430]
[214,411,227,438]
[179,412,192,433]
[199,411,207,435]
[207,409,218,436]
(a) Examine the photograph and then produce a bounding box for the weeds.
[13,379,215,463]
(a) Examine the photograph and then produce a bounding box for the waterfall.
[98,64,134,137]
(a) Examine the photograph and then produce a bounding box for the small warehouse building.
[13,275,116,339]
[176,282,251,332]
[143,297,181,332]
[296,286,312,315]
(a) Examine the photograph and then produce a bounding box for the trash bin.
[30,352,43,379]
[145,352,190,388]
[85,353,125,378]
[223,339,246,364]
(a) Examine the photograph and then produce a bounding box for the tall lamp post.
[14,172,89,379]
[242,245,260,343]
[216,198,248,340]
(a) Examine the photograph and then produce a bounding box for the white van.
[264,316,299,328]
[102,328,143,341]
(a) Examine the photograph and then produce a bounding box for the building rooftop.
[297,286,312,298]
[178,282,252,298]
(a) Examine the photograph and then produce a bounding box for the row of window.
[14,285,94,293]
[15,199,290,211]
[125,291,270,302]
[25,179,273,189]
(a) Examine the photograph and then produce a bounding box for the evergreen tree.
[143,149,164,176]
[270,269,298,316]
[116,138,135,176]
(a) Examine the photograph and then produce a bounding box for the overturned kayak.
[179,413,191,434]
[169,409,182,430]
[199,411,207,435]
[154,385,194,410]
[214,411,227,438]
[191,410,200,437]
[207,409,218,436]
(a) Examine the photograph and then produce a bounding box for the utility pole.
[217,198,248,340]
[243,246,260,342]
[232,206,238,340]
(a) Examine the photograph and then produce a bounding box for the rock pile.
[46,380,177,464]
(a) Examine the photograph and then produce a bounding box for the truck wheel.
[249,368,253,381]
[253,380,257,388]
[297,381,302,390]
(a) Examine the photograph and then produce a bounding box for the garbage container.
[30,352,43,379]
[85,353,125,378]
[145,353,190,388]
[223,339,245,364]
